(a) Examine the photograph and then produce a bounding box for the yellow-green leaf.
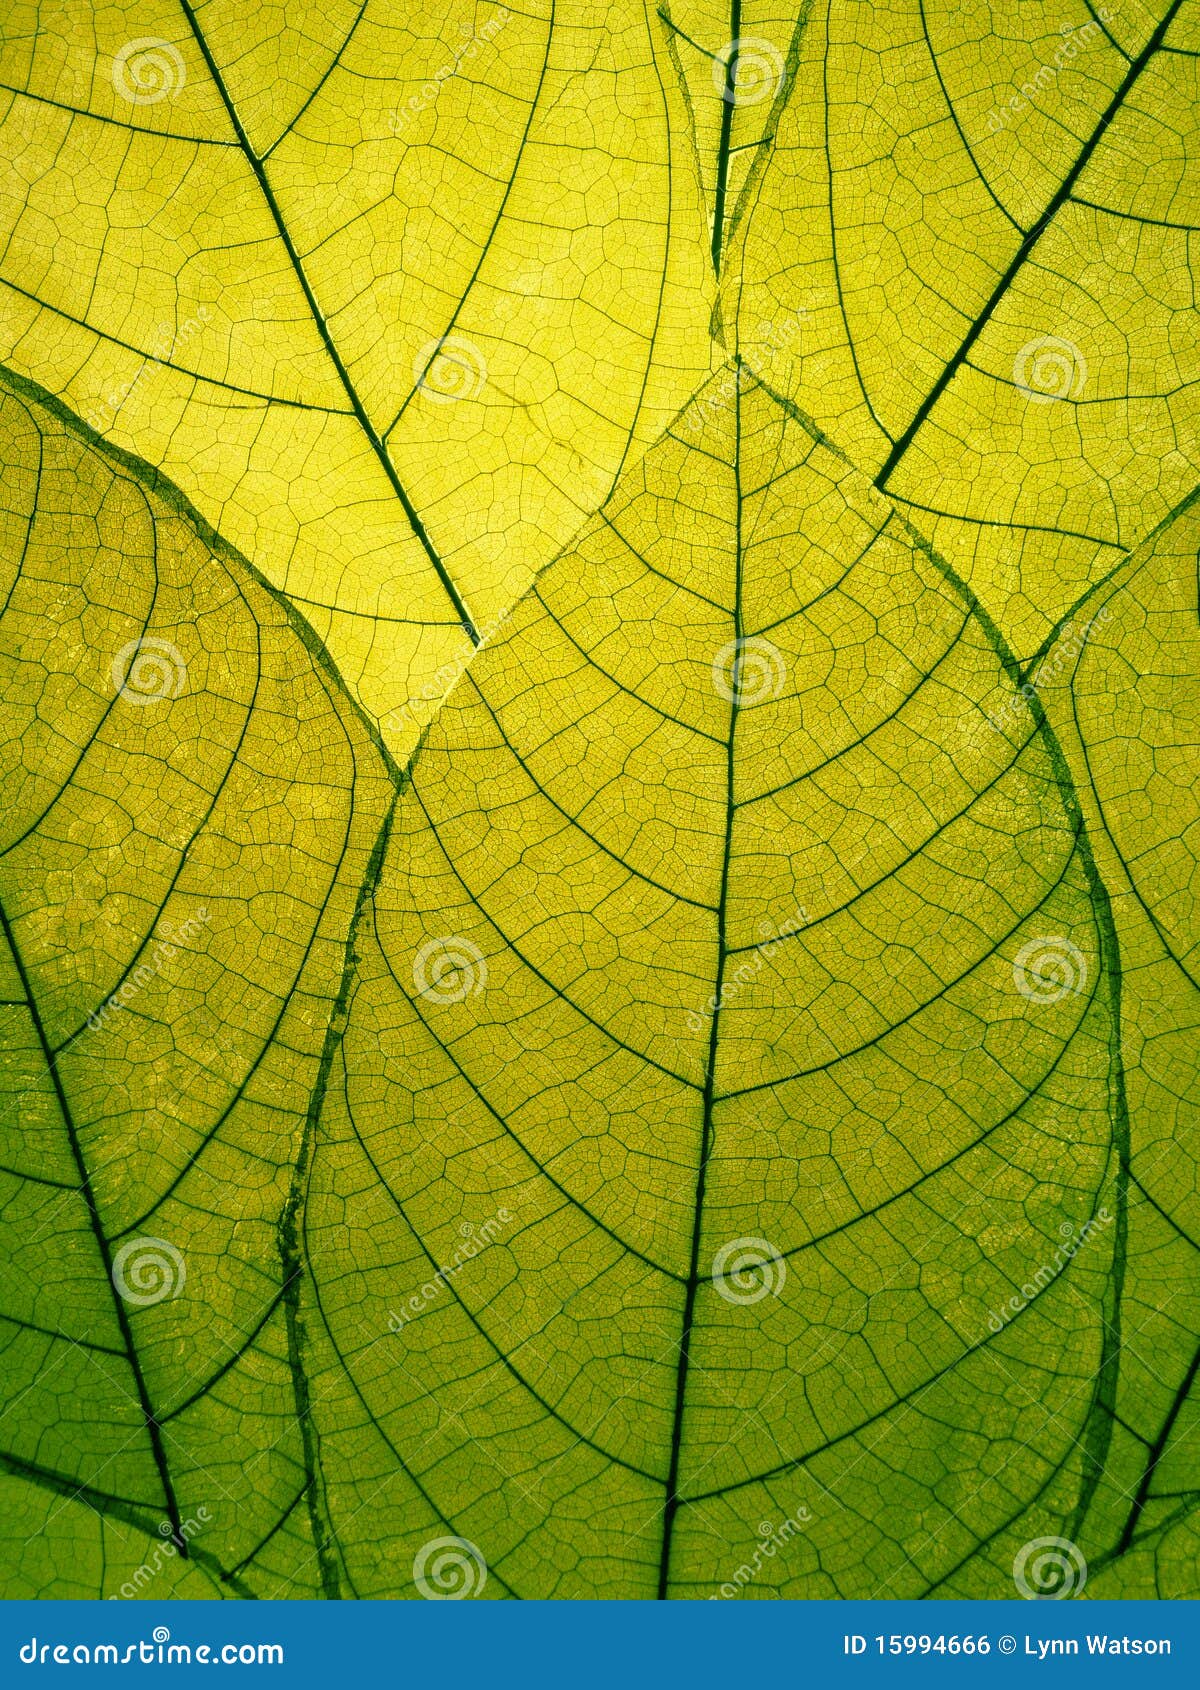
[297,370,1123,1597]
[657,5,803,276]
[0,0,715,749]
[1029,495,1200,1596]
[1,0,1197,1608]
[727,0,1200,658]
[0,367,391,1597]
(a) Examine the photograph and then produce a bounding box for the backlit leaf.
[0,0,715,749]
[297,370,1126,1597]
[0,368,390,1596]
[0,0,1196,1606]
[1030,495,1200,1597]
[727,0,1200,658]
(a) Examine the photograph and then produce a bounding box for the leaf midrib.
[875,0,1188,490]
[0,896,185,1546]
[175,0,480,642]
[656,359,746,1597]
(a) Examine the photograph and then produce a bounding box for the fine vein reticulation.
[0,0,716,748]
[298,372,1124,1598]
[0,0,1197,1602]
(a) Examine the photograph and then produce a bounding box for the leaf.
[2,3,1197,1608]
[656,5,802,275]
[725,0,1200,659]
[0,0,715,749]
[293,368,1126,1598]
[0,367,391,1596]
[0,1468,232,1599]
[1027,496,1200,1596]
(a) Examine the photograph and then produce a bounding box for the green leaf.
[0,367,391,1597]
[0,1470,230,1600]
[1,2,1197,1607]
[0,0,715,749]
[297,370,1125,1597]
[726,0,1200,660]
[1027,494,1200,1597]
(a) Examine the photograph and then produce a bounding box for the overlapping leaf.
[0,0,1197,1606]
[656,5,803,276]
[726,0,1200,658]
[0,368,390,1597]
[295,369,1125,1597]
[1030,497,1200,1596]
[0,0,715,748]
